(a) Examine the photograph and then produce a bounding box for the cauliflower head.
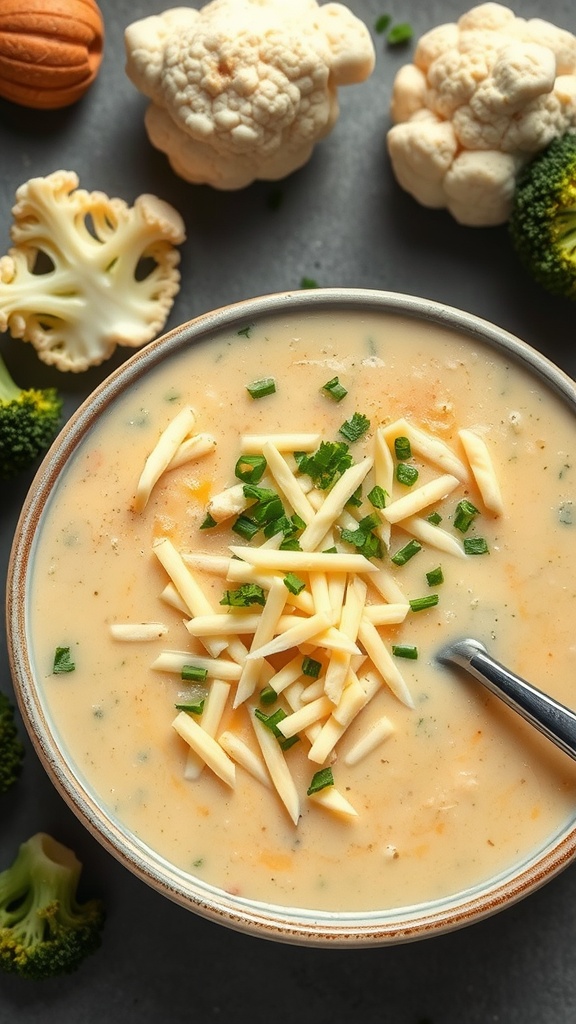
[0,170,186,372]
[386,2,576,226]
[124,0,375,189]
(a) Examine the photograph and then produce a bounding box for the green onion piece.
[367,484,387,509]
[235,453,267,483]
[391,539,422,565]
[374,13,391,32]
[300,277,319,289]
[454,498,479,533]
[279,536,302,551]
[259,685,278,706]
[231,515,260,540]
[199,512,217,530]
[464,537,489,555]
[291,513,306,531]
[174,699,205,715]
[296,441,353,490]
[396,463,419,486]
[302,656,322,678]
[426,566,444,586]
[339,412,370,443]
[427,511,442,525]
[391,645,418,660]
[220,584,266,607]
[387,22,413,45]
[322,376,348,402]
[341,525,384,560]
[345,485,363,508]
[394,436,412,460]
[181,665,209,682]
[283,572,306,595]
[237,324,253,338]
[409,594,439,612]
[254,707,300,750]
[307,767,334,796]
[246,377,276,399]
[53,646,75,674]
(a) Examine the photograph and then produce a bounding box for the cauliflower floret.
[387,2,576,226]
[124,0,375,190]
[0,170,186,372]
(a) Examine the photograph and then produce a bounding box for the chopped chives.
[220,584,266,607]
[279,536,302,551]
[237,324,253,338]
[254,707,300,750]
[296,441,353,489]
[394,436,411,460]
[392,644,418,660]
[174,699,205,714]
[464,537,489,555]
[259,685,278,706]
[181,665,209,682]
[396,463,419,486]
[322,376,348,402]
[246,377,276,399]
[199,512,217,530]
[231,515,260,540]
[346,485,363,508]
[307,767,334,795]
[391,539,422,565]
[235,453,267,483]
[367,484,387,509]
[454,498,479,533]
[338,412,370,443]
[283,572,306,595]
[302,656,322,678]
[426,566,444,586]
[427,511,442,525]
[409,594,439,612]
[53,646,75,674]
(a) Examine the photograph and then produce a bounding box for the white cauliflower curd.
[0,170,186,372]
[386,2,576,226]
[124,0,375,189]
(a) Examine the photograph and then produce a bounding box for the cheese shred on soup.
[30,310,576,912]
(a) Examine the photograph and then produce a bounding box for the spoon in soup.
[437,637,576,761]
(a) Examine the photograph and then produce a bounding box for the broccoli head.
[0,690,25,794]
[0,353,63,478]
[0,832,105,979]
[509,132,576,300]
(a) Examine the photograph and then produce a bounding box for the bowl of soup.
[7,288,576,946]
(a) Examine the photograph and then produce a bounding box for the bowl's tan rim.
[7,287,576,947]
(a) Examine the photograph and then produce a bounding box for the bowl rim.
[7,286,576,947]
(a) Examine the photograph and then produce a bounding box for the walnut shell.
[0,0,104,109]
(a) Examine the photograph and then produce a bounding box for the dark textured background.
[1,1,575,1020]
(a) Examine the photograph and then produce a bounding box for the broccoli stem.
[0,354,22,402]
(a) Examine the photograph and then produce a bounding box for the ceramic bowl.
[7,288,576,947]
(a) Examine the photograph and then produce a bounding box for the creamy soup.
[27,307,576,913]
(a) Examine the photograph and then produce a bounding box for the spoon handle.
[438,637,576,761]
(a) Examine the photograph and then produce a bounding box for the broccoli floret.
[509,132,576,299]
[0,832,105,979]
[0,690,25,794]
[0,354,63,478]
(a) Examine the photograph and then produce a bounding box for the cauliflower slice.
[0,170,186,372]
[124,0,375,190]
[387,2,576,226]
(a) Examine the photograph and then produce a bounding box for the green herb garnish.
[220,584,266,607]
[454,499,479,533]
[426,566,444,586]
[235,453,267,483]
[409,594,439,612]
[367,484,387,509]
[394,436,411,460]
[246,377,276,399]
[391,645,418,660]
[307,767,334,795]
[302,656,322,678]
[464,537,489,555]
[391,539,422,565]
[53,646,75,674]
[283,573,306,595]
[339,412,370,443]
[181,665,209,682]
[396,463,419,486]
[322,376,348,402]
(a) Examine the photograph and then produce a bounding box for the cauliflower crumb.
[386,2,576,226]
[124,0,375,189]
[0,170,186,372]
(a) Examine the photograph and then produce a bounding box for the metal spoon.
[436,637,576,762]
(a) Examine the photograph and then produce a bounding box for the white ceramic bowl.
[7,288,576,947]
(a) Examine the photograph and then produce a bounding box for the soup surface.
[28,307,576,913]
